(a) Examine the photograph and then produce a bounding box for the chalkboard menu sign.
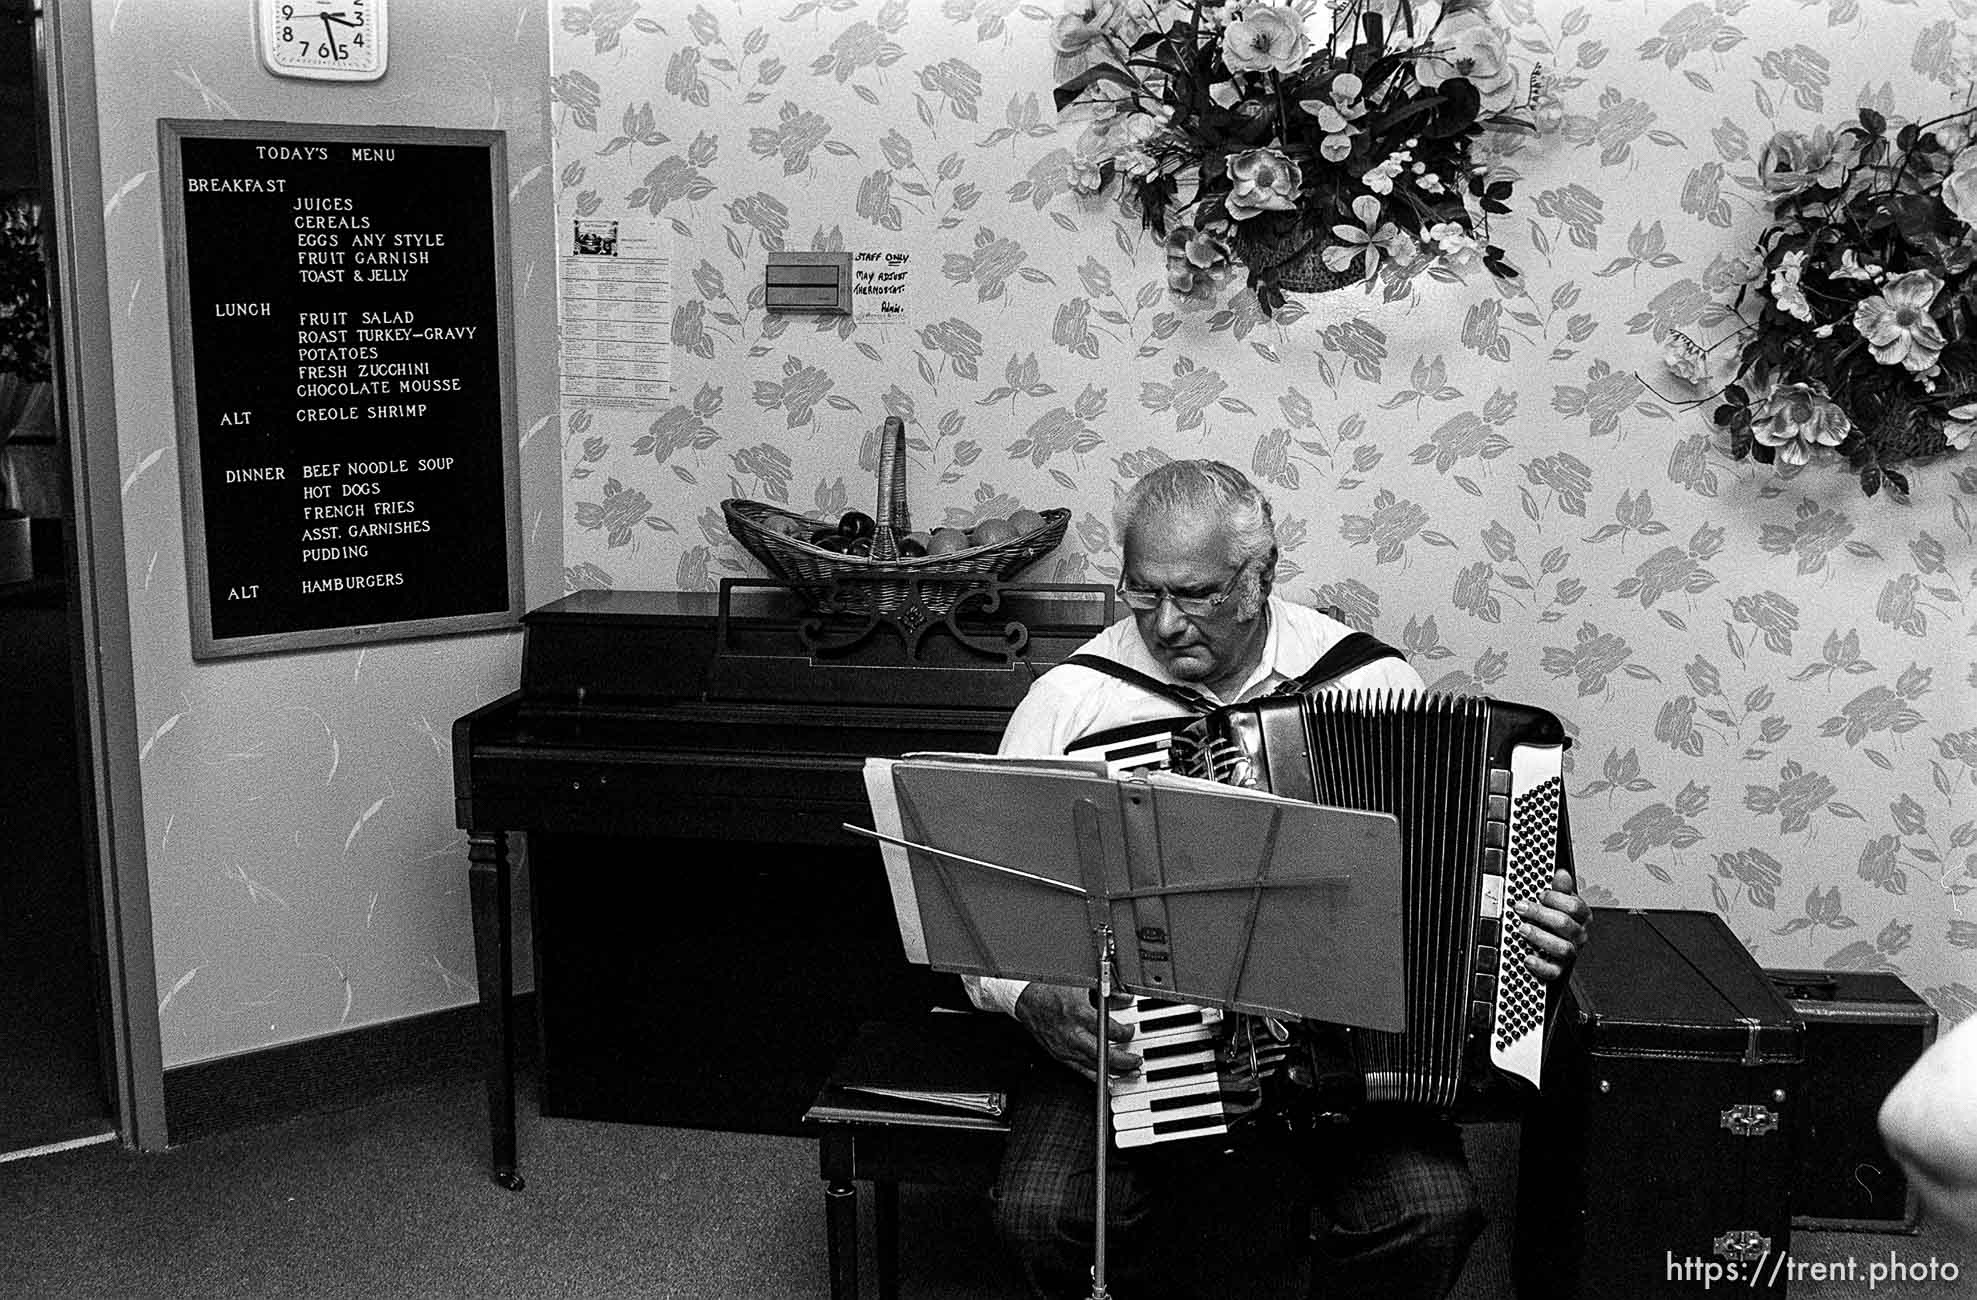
[159,120,523,659]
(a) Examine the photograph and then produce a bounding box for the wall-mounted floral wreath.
[1664,106,1977,497]
[1050,0,1544,317]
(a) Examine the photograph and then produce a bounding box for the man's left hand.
[1515,868,1590,984]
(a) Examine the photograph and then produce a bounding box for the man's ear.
[1257,548,1278,598]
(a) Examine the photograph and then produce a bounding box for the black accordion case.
[1516,907,1805,1298]
[1764,968,1939,1233]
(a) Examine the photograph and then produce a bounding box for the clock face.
[259,0,388,81]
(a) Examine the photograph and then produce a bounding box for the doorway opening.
[0,0,117,1161]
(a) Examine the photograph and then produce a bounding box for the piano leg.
[875,1180,899,1300]
[469,828,524,1191]
[825,1176,859,1300]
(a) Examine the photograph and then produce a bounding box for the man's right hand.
[1014,982,1142,1081]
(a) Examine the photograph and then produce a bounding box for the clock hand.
[323,12,361,27]
[318,13,346,56]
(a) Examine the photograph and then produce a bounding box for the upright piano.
[452,584,1110,1188]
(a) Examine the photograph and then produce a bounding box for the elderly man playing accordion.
[964,460,1590,1300]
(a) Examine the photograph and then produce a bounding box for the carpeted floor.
[0,1059,1968,1298]
[0,1069,1024,1300]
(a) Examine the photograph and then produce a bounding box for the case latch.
[1713,1229,1771,1263]
[1720,1104,1780,1138]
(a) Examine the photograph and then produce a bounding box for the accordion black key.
[1164,688,1573,1117]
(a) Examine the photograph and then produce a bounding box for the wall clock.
[257,0,388,82]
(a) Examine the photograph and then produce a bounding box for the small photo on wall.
[571,219,618,257]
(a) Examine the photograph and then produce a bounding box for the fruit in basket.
[1009,508,1047,536]
[927,527,971,556]
[838,510,875,541]
[848,536,873,557]
[899,531,931,558]
[810,533,850,553]
[970,518,1018,548]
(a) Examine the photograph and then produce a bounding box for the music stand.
[850,754,1406,1299]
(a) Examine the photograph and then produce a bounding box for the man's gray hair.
[1113,459,1278,571]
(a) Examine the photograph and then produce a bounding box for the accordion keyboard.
[1106,998,1229,1149]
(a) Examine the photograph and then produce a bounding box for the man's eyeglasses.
[1116,565,1247,619]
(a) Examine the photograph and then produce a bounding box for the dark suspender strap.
[1281,631,1406,693]
[1059,653,1215,714]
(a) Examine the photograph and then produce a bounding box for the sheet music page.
[838,1084,1007,1117]
[902,751,1112,776]
[861,759,927,964]
[1136,770,1315,805]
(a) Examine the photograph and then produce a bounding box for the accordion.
[1116,689,1572,1141]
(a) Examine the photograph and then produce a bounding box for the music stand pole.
[1088,925,1114,1300]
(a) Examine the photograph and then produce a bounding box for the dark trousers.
[992,1064,1483,1300]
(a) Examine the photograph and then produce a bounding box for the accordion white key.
[1106,998,1306,1149]
[1106,999,1228,1148]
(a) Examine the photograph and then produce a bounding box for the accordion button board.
[1490,743,1565,1082]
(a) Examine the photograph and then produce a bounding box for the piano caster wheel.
[494,1169,526,1192]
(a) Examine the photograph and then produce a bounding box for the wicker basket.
[722,415,1069,617]
[1236,218,1366,294]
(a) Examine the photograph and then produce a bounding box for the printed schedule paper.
[558,216,671,410]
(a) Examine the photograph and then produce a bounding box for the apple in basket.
[970,518,1018,548]
[926,528,971,557]
[1009,508,1046,536]
[803,511,874,551]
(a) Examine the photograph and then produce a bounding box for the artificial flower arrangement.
[0,196,53,518]
[1667,106,1977,497]
[0,197,50,389]
[1051,0,1540,316]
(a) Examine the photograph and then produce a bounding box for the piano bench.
[803,1014,1031,1300]
[804,1017,1523,1300]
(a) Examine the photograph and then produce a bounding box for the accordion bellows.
[1169,689,1573,1111]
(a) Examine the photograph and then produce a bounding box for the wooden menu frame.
[158,119,523,659]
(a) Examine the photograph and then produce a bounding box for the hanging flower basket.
[1233,219,1367,296]
[1052,0,1548,316]
[1659,105,1977,497]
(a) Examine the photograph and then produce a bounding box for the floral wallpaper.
[552,0,1974,1024]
